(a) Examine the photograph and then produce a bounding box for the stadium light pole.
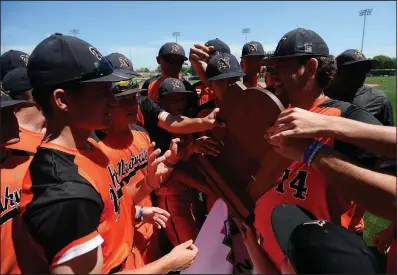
[70,29,80,37]
[242,28,250,43]
[172,32,180,43]
[359,9,372,52]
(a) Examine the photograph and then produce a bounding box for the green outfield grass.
[362,76,396,245]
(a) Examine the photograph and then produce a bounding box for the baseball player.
[2,67,46,153]
[326,49,394,126]
[253,28,383,272]
[240,41,265,88]
[187,52,246,213]
[0,94,48,274]
[0,50,30,81]
[150,77,209,248]
[19,33,198,274]
[190,38,231,104]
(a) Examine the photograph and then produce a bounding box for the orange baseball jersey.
[19,141,137,274]
[142,74,194,102]
[6,126,45,153]
[191,81,217,105]
[1,148,48,274]
[254,96,382,272]
[90,125,155,265]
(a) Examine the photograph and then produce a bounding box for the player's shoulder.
[129,124,150,144]
[317,97,353,113]
[31,144,104,185]
[142,75,162,89]
[319,97,381,125]
[129,124,149,137]
[363,86,390,103]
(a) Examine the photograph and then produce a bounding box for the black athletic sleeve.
[334,104,383,169]
[23,182,104,265]
[380,98,395,126]
[141,78,151,89]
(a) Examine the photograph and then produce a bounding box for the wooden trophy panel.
[195,82,292,219]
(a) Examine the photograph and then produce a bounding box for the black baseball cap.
[159,77,193,98]
[205,38,231,58]
[105,53,140,76]
[2,67,32,98]
[336,49,379,69]
[241,41,265,57]
[0,50,30,81]
[271,204,384,274]
[262,28,330,66]
[112,78,146,98]
[158,42,187,61]
[27,33,129,88]
[1,94,34,108]
[206,53,245,81]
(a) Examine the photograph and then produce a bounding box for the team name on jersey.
[0,186,21,225]
[108,148,148,214]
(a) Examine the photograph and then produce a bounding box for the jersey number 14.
[274,168,309,200]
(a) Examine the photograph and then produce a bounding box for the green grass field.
[362,76,396,244]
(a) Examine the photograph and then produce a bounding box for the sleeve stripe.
[55,234,104,265]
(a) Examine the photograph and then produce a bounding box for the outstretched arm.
[267,107,396,159]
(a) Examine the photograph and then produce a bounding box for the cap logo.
[89,46,103,60]
[354,51,365,60]
[119,57,130,68]
[275,37,287,53]
[218,56,230,71]
[248,43,258,52]
[20,54,29,66]
[303,220,326,227]
[171,44,181,54]
[304,43,313,53]
[171,79,182,90]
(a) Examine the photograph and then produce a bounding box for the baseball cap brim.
[161,90,193,97]
[207,71,246,81]
[114,88,147,98]
[80,69,131,83]
[241,53,266,58]
[340,59,379,68]
[271,204,317,255]
[160,53,188,61]
[261,53,330,66]
[1,98,35,108]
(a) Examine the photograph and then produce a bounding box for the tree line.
[135,54,396,75]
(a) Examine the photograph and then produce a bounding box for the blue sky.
[1,1,396,69]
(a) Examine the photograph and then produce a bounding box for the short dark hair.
[32,82,82,117]
[9,89,32,101]
[298,56,337,89]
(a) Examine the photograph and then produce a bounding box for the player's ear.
[305,58,318,77]
[156,56,161,65]
[53,88,69,112]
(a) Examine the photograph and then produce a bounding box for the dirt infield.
[366,84,380,87]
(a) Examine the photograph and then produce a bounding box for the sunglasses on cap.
[112,78,140,93]
[161,55,185,65]
[80,59,115,81]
